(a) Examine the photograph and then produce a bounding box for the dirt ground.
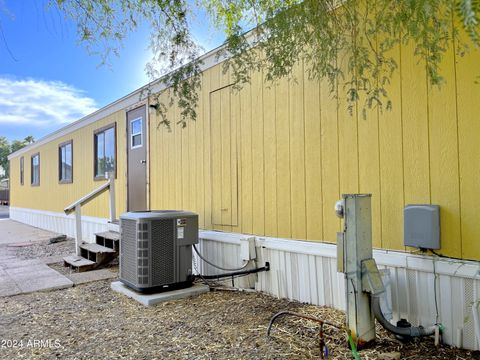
[12,237,75,260]
[0,279,478,360]
[1,233,478,359]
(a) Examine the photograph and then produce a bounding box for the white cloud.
[0,76,98,127]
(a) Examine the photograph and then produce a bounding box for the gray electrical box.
[404,205,440,249]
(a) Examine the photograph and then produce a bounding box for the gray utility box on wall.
[404,205,440,250]
[119,210,198,293]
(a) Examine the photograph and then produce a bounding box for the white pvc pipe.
[456,328,462,348]
[75,204,82,255]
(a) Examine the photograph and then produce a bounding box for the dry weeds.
[0,280,477,359]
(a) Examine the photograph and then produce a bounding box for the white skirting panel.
[10,207,109,242]
[199,231,480,351]
[194,232,256,289]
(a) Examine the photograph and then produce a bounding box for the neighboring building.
[7,37,480,349]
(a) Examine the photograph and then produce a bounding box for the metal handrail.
[64,172,116,255]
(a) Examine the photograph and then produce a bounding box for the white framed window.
[94,123,116,180]
[130,118,143,149]
[20,156,24,185]
[31,153,40,186]
[58,140,73,183]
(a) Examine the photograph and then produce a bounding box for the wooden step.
[96,231,120,241]
[63,255,96,272]
[95,231,120,252]
[80,243,116,264]
[80,243,115,253]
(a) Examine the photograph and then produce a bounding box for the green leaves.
[52,0,480,126]
[0,136,34,179]
[214,0,480,117]
[458,0,480,46]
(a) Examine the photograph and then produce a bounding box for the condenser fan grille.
[151,219,175,285]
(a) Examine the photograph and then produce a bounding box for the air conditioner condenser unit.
[119,210,198,293]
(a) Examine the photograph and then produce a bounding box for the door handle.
[140,160,146,164]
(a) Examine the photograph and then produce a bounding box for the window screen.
[20,157,24,185]
[130,118,142,149]
[59,141,73,183]
[31,153,40,186]
[94,125,116,178]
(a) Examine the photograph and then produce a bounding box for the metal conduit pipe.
[372,295,436,337]
[267,311,343,337]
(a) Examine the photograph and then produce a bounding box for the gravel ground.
[0,280,478,360]
[13,238,75,260]
[2,229,477,359]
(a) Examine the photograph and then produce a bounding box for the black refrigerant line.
[194,262,270,280]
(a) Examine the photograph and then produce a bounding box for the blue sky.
[0,0,224,141]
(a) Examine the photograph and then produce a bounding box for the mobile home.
[8,36,480,349]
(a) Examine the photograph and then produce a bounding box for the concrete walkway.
[0,220,74,297]
[0,205,8,219]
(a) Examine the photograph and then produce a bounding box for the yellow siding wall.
[149,37,480,260]
[9,110,127,218]
[8,33,480,260]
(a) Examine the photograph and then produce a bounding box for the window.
[94,124,116,179]
[59,140,73,183]
[20,157,24,185]
[130,118,143,149]
[31,153,40,186]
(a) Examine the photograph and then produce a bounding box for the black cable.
[212,271,258,283]
[430,249,470,262]
[196,262,270,280]
[192,250,221,287]
[193,244,251,271]
[198,267,266,287]
[192,250,268,287]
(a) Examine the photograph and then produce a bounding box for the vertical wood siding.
[7,32,480,260]
[149,34,480,260]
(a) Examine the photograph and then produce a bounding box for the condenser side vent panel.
[120,219,138,284]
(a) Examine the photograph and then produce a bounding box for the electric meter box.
[404,204,440,249]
